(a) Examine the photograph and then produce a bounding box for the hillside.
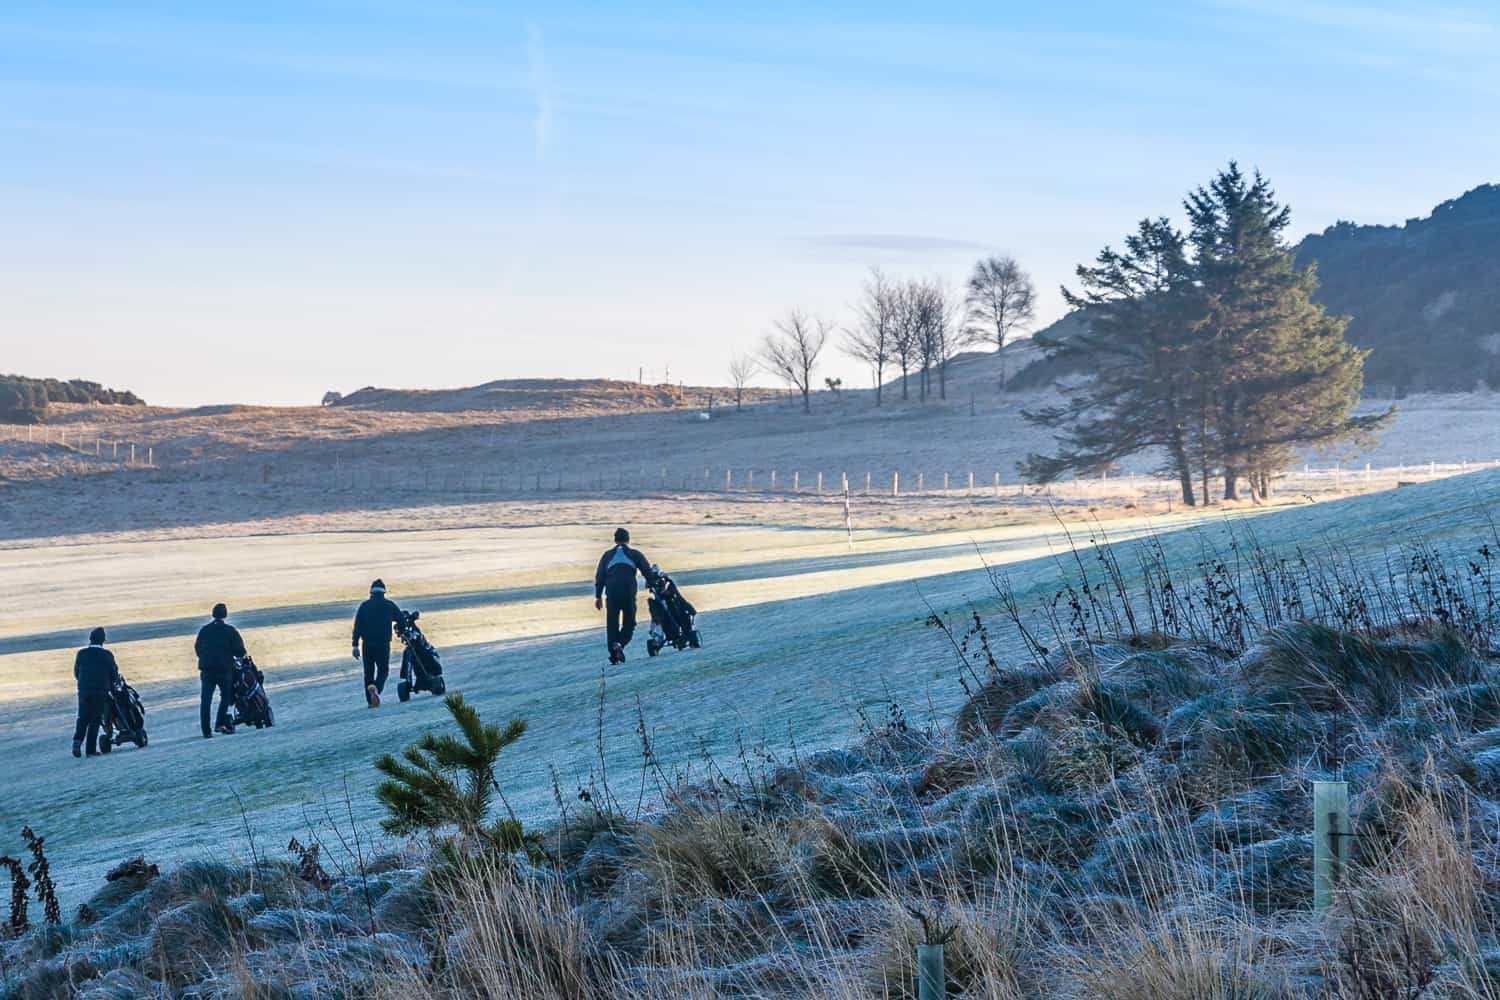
[1011,183,1500,394]
[7,471,1500,997]
[333,378,777,415]
[1295,184,1500,394]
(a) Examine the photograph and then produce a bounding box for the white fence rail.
[6,417,1498,505]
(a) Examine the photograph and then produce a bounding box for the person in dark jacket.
[593,528,658,664]
[195,603,245,737]
[352,579,400,707]
[73,627,120,758]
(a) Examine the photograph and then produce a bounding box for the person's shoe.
[85,749,100,757]
[72,741,82,758]
[367,684,381,708]
[611,642,626,664]
[202,731,213,739]
[215,723,236,735]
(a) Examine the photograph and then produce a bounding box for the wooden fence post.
[892,471,899,497]
[129,444,135,465]
[816,471,823,495]
[770,470,777,490]
[943,472,949,496]
[793,471,800,493]
[994,471,1000,497]
[917,472,924,494]
[865,470,872,495]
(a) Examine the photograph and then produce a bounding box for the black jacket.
[353,594,401,649]
[195,619,246,673]
[594,544,657,598]
[74,645,120,693]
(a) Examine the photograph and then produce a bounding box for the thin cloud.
[799,233,989,252]
[525,21,552,161]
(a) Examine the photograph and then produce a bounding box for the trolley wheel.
[398,681,412,703]
[137,732,148,748]
[430,677,445,696]
[264,706,274,728]
[688,630,702,649]
[647,640,661,657]
[99,735,112,754]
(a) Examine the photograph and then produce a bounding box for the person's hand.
[351,645,360,660]
[594,597,603,611]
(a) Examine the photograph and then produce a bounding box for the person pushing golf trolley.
[352,578,447,706]
[594,528,659,664]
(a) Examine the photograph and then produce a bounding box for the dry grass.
[12,528,1500,998]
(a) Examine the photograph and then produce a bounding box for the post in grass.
[1312,780,1349,912]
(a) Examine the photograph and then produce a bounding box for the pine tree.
[374,693,530,854]
[1021,218,1205,506]
[1186,164,1389,500]
[1025,164,1389,503]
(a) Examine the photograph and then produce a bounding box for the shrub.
[374,693,533,857]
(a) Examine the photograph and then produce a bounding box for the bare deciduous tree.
[965,255,1037,392]
[760,308,831,414]
[842,267,897,407]
[911,278,969,401]
[727,354,757,411]
[891,282,920,401]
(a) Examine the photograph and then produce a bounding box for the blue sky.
[3,1,1497,406]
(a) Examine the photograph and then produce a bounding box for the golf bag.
[646,571,701,656]
[98,677,147,753]
[395,609,445,702]
[229,654,275,729]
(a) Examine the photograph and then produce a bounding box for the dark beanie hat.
[371,579,386,592]
[89,626,107,645]
[614,528,629,543]
[212,603,228,620]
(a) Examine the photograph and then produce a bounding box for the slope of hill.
[1011,183,1500,394]
[1295,183,1500,393]
[334,378,776,414]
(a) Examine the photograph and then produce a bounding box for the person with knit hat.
[72,627,120,757]
[195,603,246,737]
[593,528,659,665]
[352,578,401,707]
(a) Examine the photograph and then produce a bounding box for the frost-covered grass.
[8,473,1500,997]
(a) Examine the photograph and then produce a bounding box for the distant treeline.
[0,374,145,424]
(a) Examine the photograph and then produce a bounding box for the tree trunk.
[875,364,884,407]
[1167,437,1196,506]
[901,364,909,401]
[801,387,811,413]
[939,358,948,400]
[1223,467,1240,501]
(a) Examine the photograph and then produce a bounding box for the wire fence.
[6,418,1498,506]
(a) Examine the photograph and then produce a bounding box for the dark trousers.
[73,691,110,754]
[200,670,233,736]
[363,645,391,694]
[605,584,638,650]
